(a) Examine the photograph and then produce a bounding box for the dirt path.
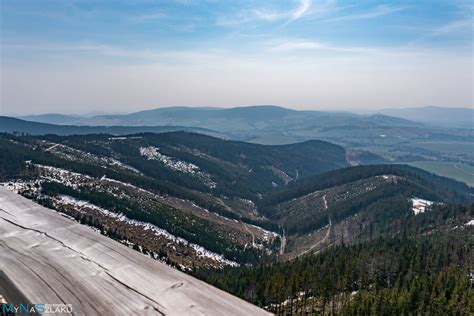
[45,143,60,152]
[298,195,331,257]
[243,224,256,248]
[298,218,332,257]
[280,233,287,255]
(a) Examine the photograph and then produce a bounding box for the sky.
[1,0,473,115]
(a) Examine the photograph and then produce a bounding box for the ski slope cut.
[0,187,269,316]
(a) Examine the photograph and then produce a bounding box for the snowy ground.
[1,177,240,269]
[411,198,434,215]
[41,141,142,175]
[1,163,276,264]
[55,195,239,267]
[139,146,216,188]
[0,187,269,316]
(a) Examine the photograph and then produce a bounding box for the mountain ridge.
[378,106,473,127]
[15,105,419,128]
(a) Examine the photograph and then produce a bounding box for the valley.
[0,130,472,314]
[4,105,472,186]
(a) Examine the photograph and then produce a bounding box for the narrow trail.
[243,224,256,248]
[298,194,331,257]
[299,219,332,256]
[279,232,287,255]
[45,143,60,152]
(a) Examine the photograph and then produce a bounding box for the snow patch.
[248,224,280,242]
[139,146,216,188]
[1,180,41,194]
[55,195,238,267]
[42,142,141,175]
[411,198,434,215]
[108,137,128,140]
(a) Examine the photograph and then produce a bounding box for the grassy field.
[412,141,474,156]
[407,161,474,187]
[248,134,300,145]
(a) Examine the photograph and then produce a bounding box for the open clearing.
[411,141,474,156]
[248,134,300,145]
[407,161,474,187]
[0,187,269,316]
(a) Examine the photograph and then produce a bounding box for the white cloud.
[129,12,166,23]
[269,40,325,52]
[267,39,386,55]
[217,0,312,26]
[290,0,312,22]
[253,9,285,22]
[323,5,407,23]
[431,18,473,36]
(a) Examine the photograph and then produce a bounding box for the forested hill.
[1,131,473,314]
[195,203,474,315]
[0,132,347,265]
[261,164,473,209]
[255,164,473,259]
[17,132,348,199]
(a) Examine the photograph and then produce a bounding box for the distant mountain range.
[19,105,418,130]
[378,106,473,128]
[19,113,82,125]
[14,105,422,145]
[0,116,222,137]
[18,105,472,129]
[6,105,428,145]
[4,105,473,167]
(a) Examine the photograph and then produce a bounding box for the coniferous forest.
[0,133,473,314]
[196,219,473,315]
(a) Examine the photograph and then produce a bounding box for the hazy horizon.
[1,0,473,115]
[4,104,474,118]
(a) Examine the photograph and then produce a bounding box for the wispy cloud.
[267,38,377,54]
[217,0,312,26]
[4,42,163,61]
[408,16,473,47]
[322,5,407,23]
[266,39,435,59]
[290,0,312,22]
[269,40,325,52]
[129,12,166,23]
[253,0,313,23]
[4,41,240,65]
[431,18,473,36]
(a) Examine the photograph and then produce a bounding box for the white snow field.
[0,187,270,316]
[411,197,434,215]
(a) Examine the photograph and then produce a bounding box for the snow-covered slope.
[0,187,269,316]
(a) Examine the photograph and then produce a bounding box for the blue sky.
[1,0,472,114]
